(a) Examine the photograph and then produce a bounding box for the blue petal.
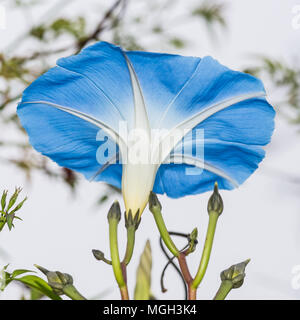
[154,142,265,197]
[21,42,135,133]
[17,41,275,198]
[154,97,275,197]
[57,41,134,128]
[18,42,132,186]
[17,102,121,188]
[126,50,200,128]
[195,98,275,146]
[126,53,265,130]
[153,164,233,198]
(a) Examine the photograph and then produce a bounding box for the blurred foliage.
[192,1,226,28]
[244,56,300,122]
[30,17,87,41]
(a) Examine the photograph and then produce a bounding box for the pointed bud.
[92,249,112,265]
[34,265,49,275]
[125,209,141,230]
[187,228,198,253]
[207,182,223,216]
[148,192,162,213]
[92,249,105,261]
[107,201,121,222]
[189,228,198,241]
[220,259,250,289]
[35,264,73,295]
[56,271,73,286]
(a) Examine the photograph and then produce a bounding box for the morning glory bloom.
[17,41,275,217]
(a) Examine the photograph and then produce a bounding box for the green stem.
[192,211,219,289]
[102,257,112,265]
[109,218,128,298]
[63,284,86,300]
[150,205,179,257]
[213,280,233,300]
[122,225,136,265]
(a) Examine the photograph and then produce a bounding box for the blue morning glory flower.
[17,41,275,217]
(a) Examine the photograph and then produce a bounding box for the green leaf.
[10,197,27,214]
[6,214,13,230]
[134,240,152,300]
[11,269,35,278]
[1,190,8,211]
[0,265,9,291]
[14,275,62,300]
[1,267,61,300]
[30,287,45,300]
[0,220,6,232]
[7,188,22,211]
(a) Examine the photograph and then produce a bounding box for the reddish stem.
[177,252,196,300]
[120,262,129,300]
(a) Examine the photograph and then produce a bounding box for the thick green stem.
[109,218,128,299]
[122,225,136,265]
[213,280,233,300]
[150,205,179,257]
[192,211,219,289]
[63,284,86,300]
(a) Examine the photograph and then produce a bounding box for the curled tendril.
[159,231,198,300]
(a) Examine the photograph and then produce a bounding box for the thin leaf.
[6,214,13,230]
[11,269,35,278]
[7,188,22,211]
[10,197,27,214]
[1,190,8,211]
[14,275,62,300]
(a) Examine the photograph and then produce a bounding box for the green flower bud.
[148,192,162,213]
[35,265,86,300]
[56,271,73,286]
[107,201,121,222]
[92,249,112,265]
[35,265,73,295]
[189,228,198,241]
[187,227,198,253]
[125,209,141,230]
[92,249,105,261]
[220,259,250,289]
[207,182,223,216]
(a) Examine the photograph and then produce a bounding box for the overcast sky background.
[0,0,300,300]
